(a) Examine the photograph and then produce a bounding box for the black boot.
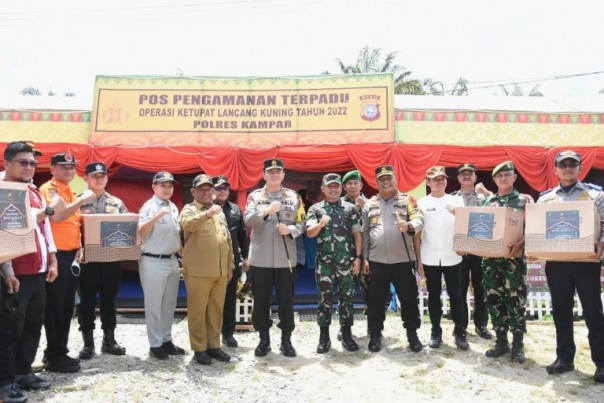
[511,332,526,363]
[280,331,297,357]
[101,329,126,355]
[454,326,470,351]
[316,326,331,354]
[340,326,359,352]
[79,329,95,360]
[368,330,382,353]
[485,330,510,358]
[254,331,271,357]
[407,329,423,353]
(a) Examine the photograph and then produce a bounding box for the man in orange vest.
[39,153,95,373]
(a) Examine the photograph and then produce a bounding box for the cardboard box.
[0,181,37,262]
[81,214,141,263]
[525,201,601,262]
[453,206,525,258]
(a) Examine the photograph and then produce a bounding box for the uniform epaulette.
[539,188,553,197]
[585,183,603,192]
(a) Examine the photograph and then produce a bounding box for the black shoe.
[79,329,95,360]
[102,329,126,356]
[340,326,359,352]
[594,367,604,383]
[368,331,382,353]
[486,330,510,358]
[316,326,331,354]
[194,351,212,365]
[407,330,423,353]
[208,348,231,362]
[15,373,51,390]
[0,383,27,403]
[546,358,575,374]
[44,355,81,373]
[476,326,493,340]
[510,333,526,364]
[454,327,470,351]
[254,331,271,357]
[429,334,443,349]
[222,334,238,348]
[162,341,185,355]
[280,332,297,357]
[150,347,169,360]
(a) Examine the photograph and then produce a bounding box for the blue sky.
[1,0,603,106]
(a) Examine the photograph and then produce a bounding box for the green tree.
[423,78,445,95]
[499,84,543,97]
[20,87,42,96]
[333,46,424,94]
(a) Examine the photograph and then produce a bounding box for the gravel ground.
[25,314,603,403]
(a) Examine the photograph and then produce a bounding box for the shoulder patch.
[586,183,603,192]
[539,188,554,197]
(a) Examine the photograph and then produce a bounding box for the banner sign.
[90,74,394,147]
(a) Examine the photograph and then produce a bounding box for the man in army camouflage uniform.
[535,150,604,383]
[306,173,362,353]
[362,165,423,353]
[480,161,533,363]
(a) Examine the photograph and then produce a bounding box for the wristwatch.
[44,206,55,217]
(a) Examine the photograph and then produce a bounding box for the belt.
[142,253,178,259]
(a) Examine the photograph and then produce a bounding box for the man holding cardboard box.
[480,161,533,364]
[39,153,96,373]
[0,141,58,403]
[536,150,604,383]
[361,165,423,353]
[77,162,128,360]
[416,166,469,351]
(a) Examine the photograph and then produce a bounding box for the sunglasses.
[556,162,579,169]
[215,186,229,192]
[13,159,37,168]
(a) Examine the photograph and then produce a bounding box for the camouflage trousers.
[482,258,527,333]
[315,259,355,327]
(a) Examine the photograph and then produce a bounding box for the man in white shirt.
[416,166,468,351]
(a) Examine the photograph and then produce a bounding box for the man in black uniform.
[213,176,249,348]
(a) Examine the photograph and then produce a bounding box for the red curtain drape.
[2,142,604,196]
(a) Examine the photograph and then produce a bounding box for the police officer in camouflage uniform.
[362,165,423,353]
[479,161,533,363]
[78,162,128,360]
[307,173,362,353]
[536,150,604,383]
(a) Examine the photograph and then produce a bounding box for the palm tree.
[423,78,445,95]
[20,87,42,96]
[334,46,424,94]
[450,77,469,96]
[499,84,543,97]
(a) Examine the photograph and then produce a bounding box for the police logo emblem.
[65,154,73,163]
[272,160,277,167]
[360,95,381,122]
[96,164,103,171]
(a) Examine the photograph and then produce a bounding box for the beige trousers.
[184,275,227,351]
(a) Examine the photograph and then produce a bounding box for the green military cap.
[492,161,515,177]
[555,150,582,164]
[458,163,476,173]
[375,165,394,179]
[322,173,342,186]
[342,169,362,185]
[192,174,213,188]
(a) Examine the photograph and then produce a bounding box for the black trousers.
[222,265,242,337]
[0,273,46,386]
[461,254,488,329]
[250,266,295,333]
[545,261,604,367]
[77,261,121,331]
[424,262,464,335]
[367,261,420,331]
[44,250,78,359]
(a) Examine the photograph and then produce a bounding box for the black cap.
[457,163,476,173]
[213,175,230,187]
[85,162,107,175]
[322,173,342,185]
[51,153,77,165]
[375,165,395,179]
[555,150,582,164]
[192,174,213,188]
[153,171,177,184]
[3,141,35,160]
[264,159,284,171]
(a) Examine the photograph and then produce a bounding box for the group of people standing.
[1,141,603,402]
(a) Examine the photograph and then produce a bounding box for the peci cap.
[213,175,230,187]
[375,165,395,179]
[426,165,448,179]
[51,153,76,165]
[457,163,476,173]
[492,161,515,177]
[153,171,177,184]
[85,162,107,175]
[264,159,284,171]
[322,173,342,186]
[555,150,582,164]
[342,169,362,185]
[192,174,213,188]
